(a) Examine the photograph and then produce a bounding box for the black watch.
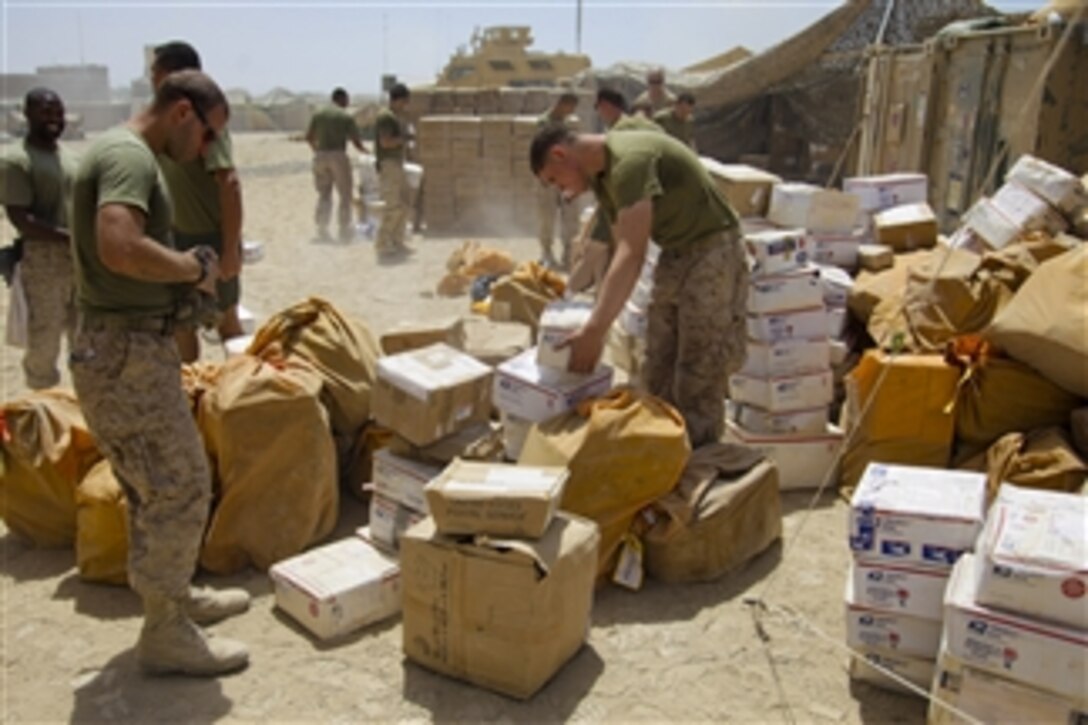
[192,245,215,285]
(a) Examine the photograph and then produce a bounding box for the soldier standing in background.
[633,68,677,114]
[0,88,77,389]
[654,92,697,151]
[374,83,415,261]
[535,92,582,270]
[306,87,364,242]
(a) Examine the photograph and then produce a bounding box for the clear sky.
[1,0,1041,97]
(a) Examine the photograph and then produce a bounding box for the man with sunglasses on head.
[69,70,249,678]
[150,41,245,363]
[633,68,677,114]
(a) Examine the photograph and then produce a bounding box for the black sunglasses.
[180,92,217,144]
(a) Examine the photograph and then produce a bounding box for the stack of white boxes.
[843,173,929,271]
[845,463,987,694]
[725,227,842,490]
[365,449,440,553]
[768,182,864,272]
[930,486,1087,722]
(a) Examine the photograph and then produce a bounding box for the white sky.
[1,0,1040,96]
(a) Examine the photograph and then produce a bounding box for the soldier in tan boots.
[69,70,249,676]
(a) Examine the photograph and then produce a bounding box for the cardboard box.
[817,265,853,308]
[747,266,823,314]
[462,317,532,367]
[849,463,986,569]
[362,495,426,553]
[1008,154,1088,213]
[372,449,442,514]
[724,419,843,491]
[827,306,846,339]
[493,348,613,423]
[380,317,466,356]
[845,578,942,658]
[734,403,827,435]
[943,554,1088,703]
[537,300,594,371]
[739,337,830,377]
[929,646,1088,725]
[424,459,568,538]
[401,514,600,700]
[372,344,493,447]
[500,411,533,461]
[874,203,938,252]
[746,307,828,343]
[844,173,928,213]
[743,229,809,276]
[767,183,860,234]
[849,558,948,620]
[269,537,401,641]
[964,197,1020,250]
[808,232,863,269]
[729,370,833,412]
[991,181,1068,235]
[858,244,894,272]
[830,339,849,367]
[975,485,1087,630]
[848,645,935,696]
[699,159,782,217]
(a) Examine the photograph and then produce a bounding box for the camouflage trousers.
[642,230,748,447]
[21,241,76,389]
[377,160,412,252]
[70,323,211,600]
[313,150,354,236]
[536,184,580,264]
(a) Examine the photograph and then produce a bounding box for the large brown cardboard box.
[379,317,466,356]
[699,159,782,217]
[371,344,493,447]
[874,202,938,251]
[401,513,600,700]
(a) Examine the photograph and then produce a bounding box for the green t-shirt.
[374,108,405,166]
[590,116,663,242]
[307,105,360,152]
[633,88,677,114]
[157,130,234,235]
[0,139,76,233]
[653,108,695,148]
[71,126,176,317]
[589,130,738,252]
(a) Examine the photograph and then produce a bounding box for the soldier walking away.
[149,41,246,362]
[531,126,748,447]
[374,83,416,261]
[633,67,678,114]
[535,92,582,270]
[69,70,250,677]
[594,88,660,132]
[306,87,364,242]
[0,88,77,389]
[654,92,697,151]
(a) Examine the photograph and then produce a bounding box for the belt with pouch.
[79,310,177,335]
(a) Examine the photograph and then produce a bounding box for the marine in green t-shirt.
[653,92,696,150]
[307,88,365,243]
[374,83,417,259]
[307,103,363,152]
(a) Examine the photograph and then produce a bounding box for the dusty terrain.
[0,133,925,723]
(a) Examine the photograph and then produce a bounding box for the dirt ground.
[0,133,926,723]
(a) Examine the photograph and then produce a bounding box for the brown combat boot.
[185,586,251,626]
[137,594,249,677]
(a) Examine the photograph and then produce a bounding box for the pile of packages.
[844,462,1087,721]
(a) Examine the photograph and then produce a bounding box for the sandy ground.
[0,133,926,723]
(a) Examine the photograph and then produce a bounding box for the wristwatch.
[192,245,216,285]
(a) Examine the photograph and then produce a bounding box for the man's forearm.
[102,235,201,284]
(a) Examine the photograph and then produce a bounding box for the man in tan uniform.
[306,87,364,242]
[374,83,414,260]
[633,68,677,114]
[0,88,77,389]
[654,92,697,150]
[150,41,245,362]
[531,126,748,447]
[535,92,582,270]
[69,71,248,677]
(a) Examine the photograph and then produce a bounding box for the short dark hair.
[558,92,579,105]
[24,87,61,109]
[331,87,349,103]
[153,69,229,120]
[529,124,574,175]
[153,41,202,73]
[390,83,410,101]
[678,92,696,105]
[595,88,626,113]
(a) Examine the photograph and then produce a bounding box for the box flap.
[377,343,491,400]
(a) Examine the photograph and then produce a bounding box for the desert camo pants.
[313,150,354,236]
[20,241,76,389]
[536,184,580,265]
[70,324,211,600]
[642,229,748,447]
[377,160,412,252]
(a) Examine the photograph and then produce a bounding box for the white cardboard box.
[849,558,949,621]
[991,180,1068,235]
[767,183,860,234]
[746,307,828,343]
[964,197,1021,250]
[537,300,595,371]
[739,337,831,377]
[494,348,613,422]
[827,306,847,339]
[363,494,426,553]
[743,229,809,276]
[848,645,935,696]
[724,419,843,491]
[816,265,853,308]
[735,403,827,435]
[500,411,533,461]
[830,339,849,366]
[747,266,824,314]
[269,537,401,641]
[372,449,442,514]
[844,173,928,213]
[808,232,863,269]
[1008,154,1088,212]
[849,463,986,569]
[845,578,942,658]
[975,485,1087,630]
[929,646,1088,725]
[729,370,833,412]
[943,554,1088,703]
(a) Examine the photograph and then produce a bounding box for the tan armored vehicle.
[435,26,590,88]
